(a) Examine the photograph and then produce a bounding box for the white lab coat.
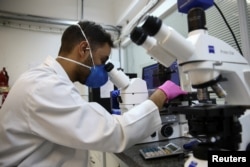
[0,56,161,167]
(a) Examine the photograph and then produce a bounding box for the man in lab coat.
[0,21,186,167]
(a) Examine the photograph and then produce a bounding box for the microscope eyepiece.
[104,62,114,72]
[130,27,147,45]
[105,62,130,89]
[141,15,162,36]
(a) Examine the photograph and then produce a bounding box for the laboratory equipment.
[139,142,183,159]
[140,62,188,143]
[130,26,176,67]
[142,62,180,91]
[138,113,187,144]
[105,62,186,143]
[104,62,148,113]
[130,0,250,166]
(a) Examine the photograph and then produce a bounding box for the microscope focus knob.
[161,124,173,137]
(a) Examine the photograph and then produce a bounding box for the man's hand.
[158,80,187,101]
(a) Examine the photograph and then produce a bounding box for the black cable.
[213,2,243,56]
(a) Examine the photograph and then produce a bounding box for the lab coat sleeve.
[111,100,162,152]
[27,78,161,153]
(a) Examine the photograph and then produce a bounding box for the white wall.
[0,0,149,26]
[0,0,81,20]
[0,26,122,87]
[83,0,115,25]
[0,26,61,86]
[0,0,169,85]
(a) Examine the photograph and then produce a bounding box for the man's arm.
[149,89,167,110]
[149,80,187,111]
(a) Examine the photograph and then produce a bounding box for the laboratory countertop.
[114,137,193,167]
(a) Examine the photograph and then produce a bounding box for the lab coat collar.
[43,56,71,83]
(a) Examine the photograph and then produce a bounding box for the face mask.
[58,56,108,88]
[85,64,108,88]
[57,24,108,88]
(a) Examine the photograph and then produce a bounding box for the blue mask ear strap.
[57,56,91,69]
[75,24,95,68]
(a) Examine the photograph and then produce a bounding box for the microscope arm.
[181,30,250,105]
[137,14,250,105]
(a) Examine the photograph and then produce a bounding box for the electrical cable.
[213,2,243,56]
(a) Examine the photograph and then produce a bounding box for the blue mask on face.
[57,56,108,88]
[58,24,109,88]
[85,65,108,88]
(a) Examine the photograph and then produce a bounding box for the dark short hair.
[58,21,114,55]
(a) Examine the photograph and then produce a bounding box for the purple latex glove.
[158,80,187,101]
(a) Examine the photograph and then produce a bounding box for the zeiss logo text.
[208,45,215,54]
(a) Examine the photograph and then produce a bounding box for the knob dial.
[161,124,173,137]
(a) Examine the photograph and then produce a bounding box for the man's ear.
[78,41,89,58]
